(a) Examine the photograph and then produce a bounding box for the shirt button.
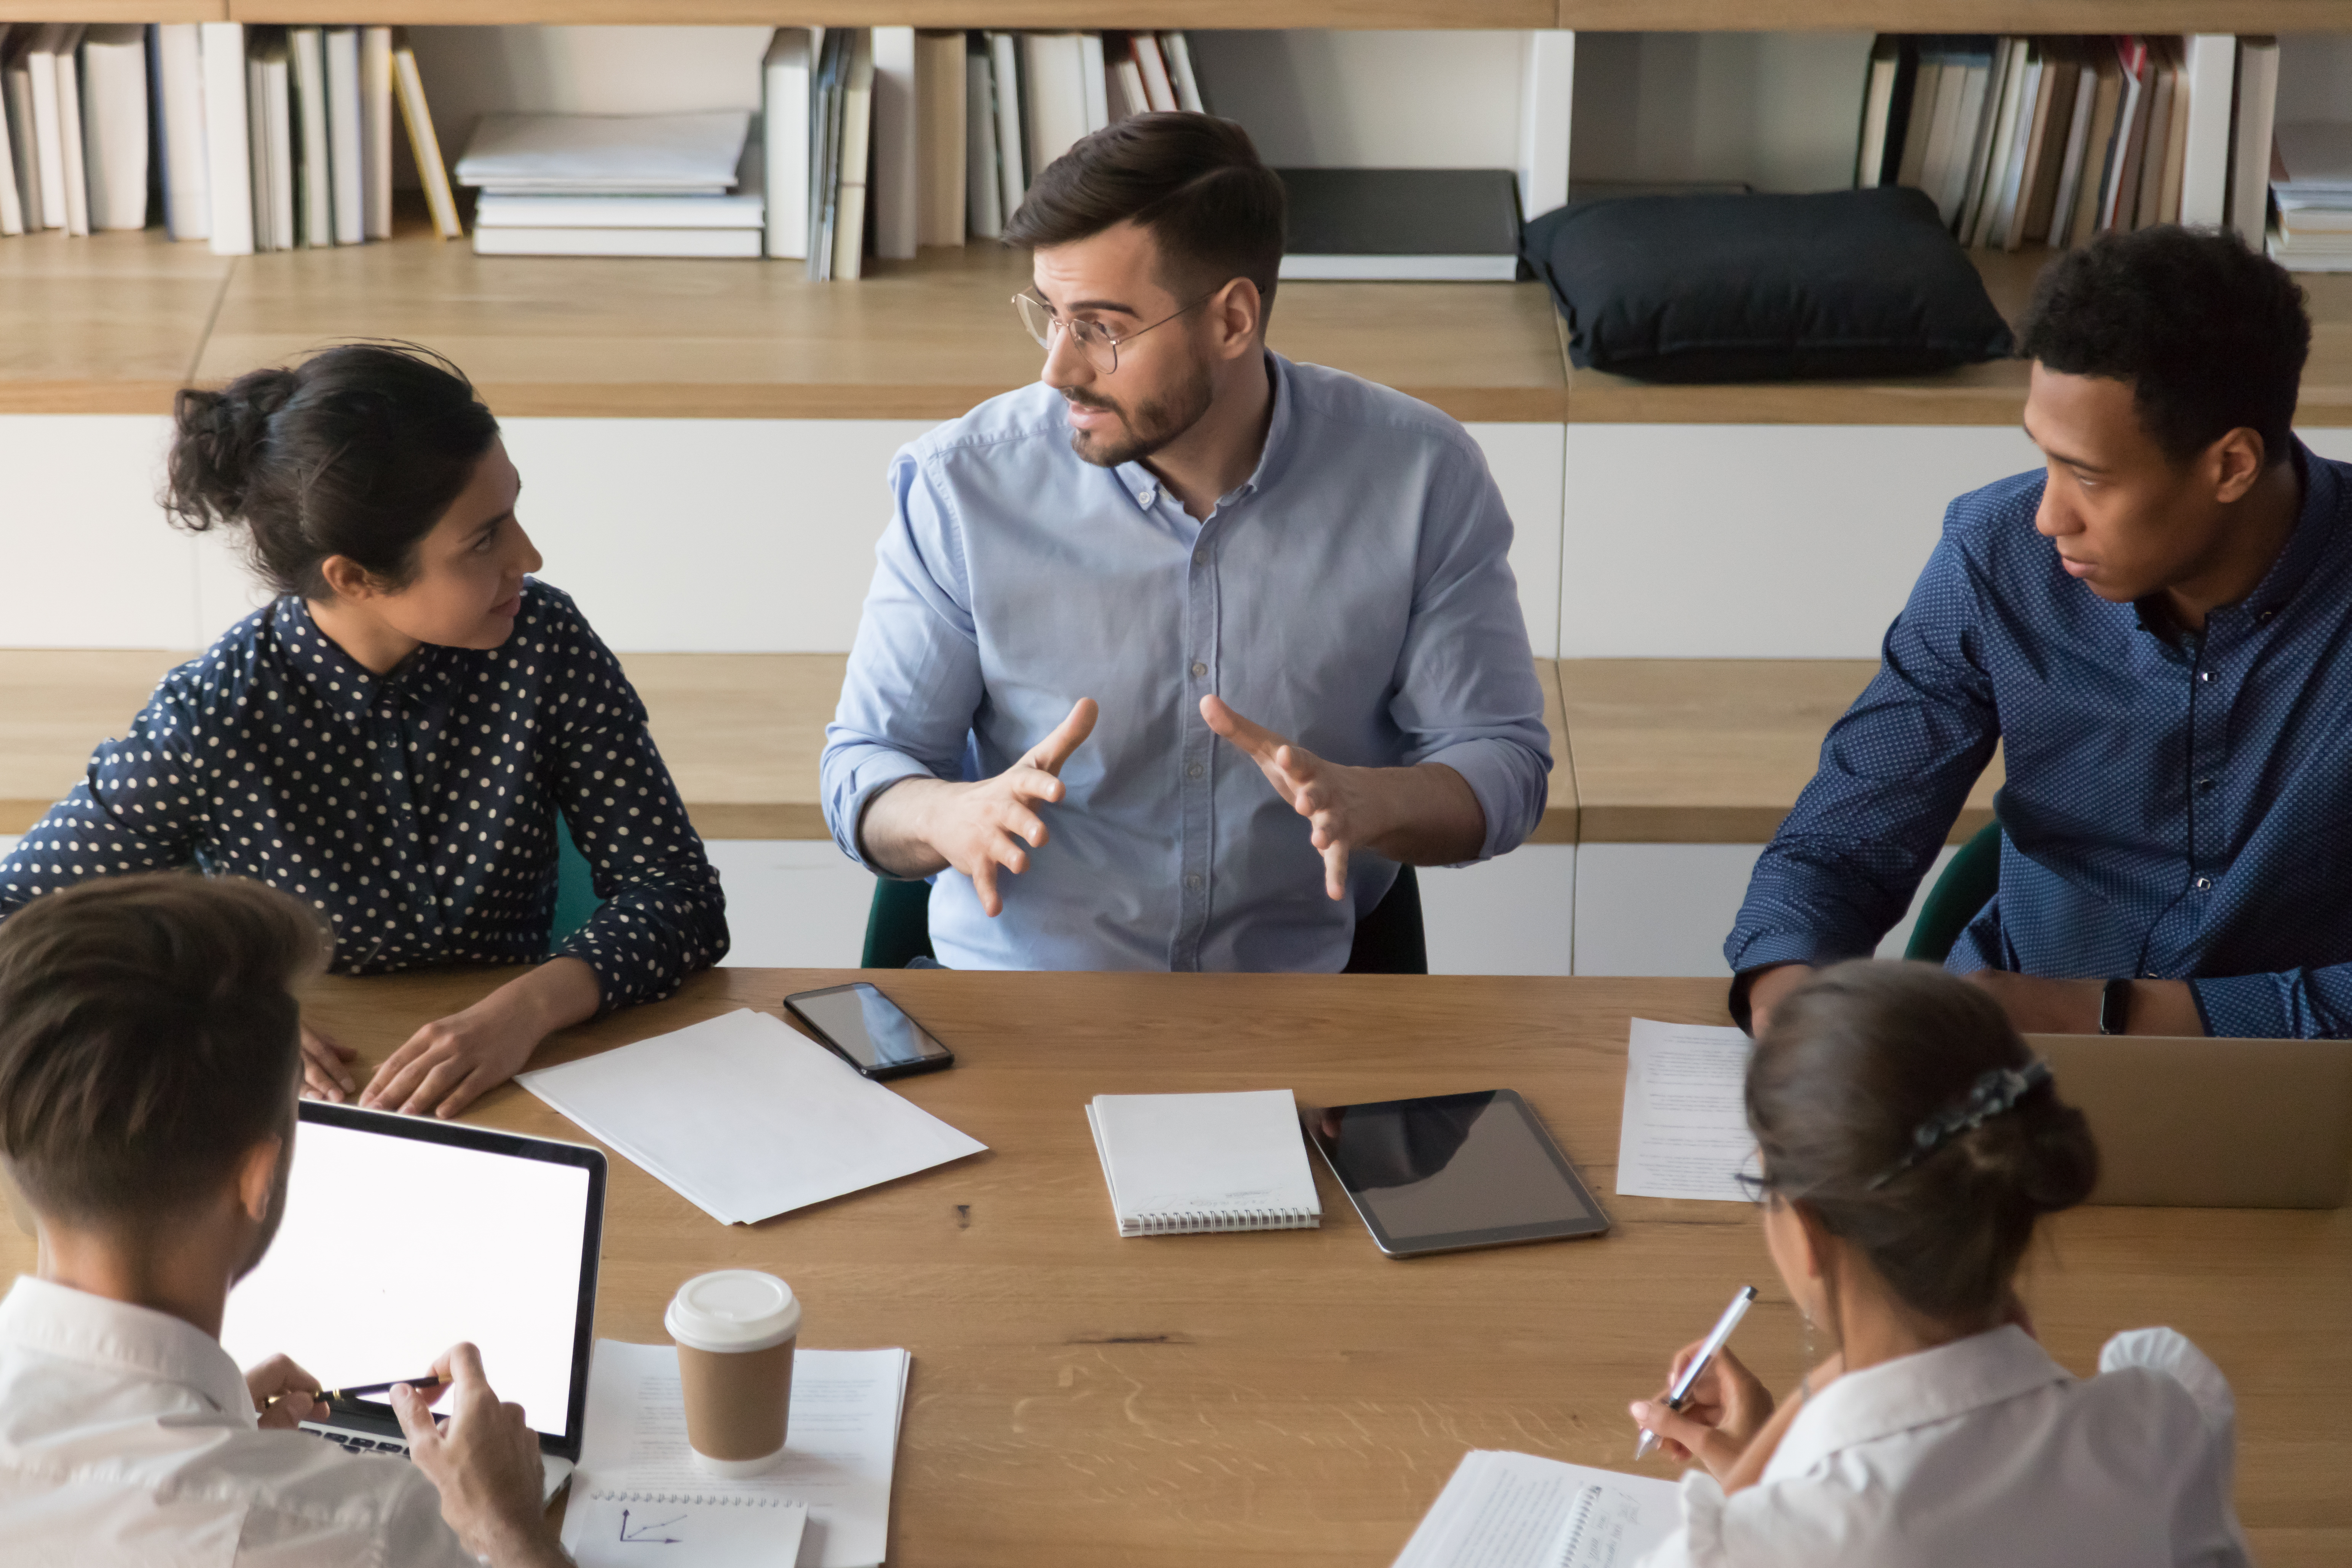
[2196,777,2215,793]
[1184,873,1203,892]
[1187,762,1204,779]
[1193,547,1208,565]
[2195,876,2213,891]
[1137,489,1157,506]
[1190,661,1207,678]
[2198,670,2212,682]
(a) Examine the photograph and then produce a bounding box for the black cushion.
[1521,187,2015,383]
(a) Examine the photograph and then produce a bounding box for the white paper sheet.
[1391,1449,1680,1568]
[564,1490,804,1568]
[519,1008,985,1225]
[454,110,751,189]
[563,1340,909,1568]
[1613,1019,1757,1203]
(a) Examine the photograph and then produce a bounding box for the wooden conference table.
[5,968,2345,1565]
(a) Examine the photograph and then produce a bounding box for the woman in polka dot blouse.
[0,344,728,1117]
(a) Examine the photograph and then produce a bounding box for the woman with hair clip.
[1627,960,2247,1567]
[0,343,728,1118]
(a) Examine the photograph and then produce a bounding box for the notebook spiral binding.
[1124,1208,1320,1235]
[586,1488,793,1506]
[1553,1483,1603,1567]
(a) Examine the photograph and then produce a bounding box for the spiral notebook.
[1086,1089,1322,1236]
[1392,1450,1679,1568]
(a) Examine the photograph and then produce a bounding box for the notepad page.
[1391,1450,1679,1568]
[1087,1089,1321,1236]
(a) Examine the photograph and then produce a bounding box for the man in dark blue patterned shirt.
[1730,227,2352,1040]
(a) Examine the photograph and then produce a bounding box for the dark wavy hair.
[164,341,500,598]
[1004,112,1286,314]
[1749,960,2100,1333]
[2018,225,2308,467]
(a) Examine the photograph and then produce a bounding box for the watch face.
[2100,978,2130,1035]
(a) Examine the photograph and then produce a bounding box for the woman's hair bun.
[158,344,497,600]
[165,367,301,532]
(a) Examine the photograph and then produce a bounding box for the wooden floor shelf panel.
[1557,1,2352,28]
[11,223,2349,427]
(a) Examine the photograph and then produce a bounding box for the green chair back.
[857,865,1428,973]
[549,822,602,952]
[1904,818,2004,964]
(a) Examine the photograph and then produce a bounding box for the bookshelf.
[181,4,2352,26]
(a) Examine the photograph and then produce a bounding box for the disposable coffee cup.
[665,1270,801,1477]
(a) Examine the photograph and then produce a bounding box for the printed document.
[1614,1019,1756,1203]
[519,1008,985,1225]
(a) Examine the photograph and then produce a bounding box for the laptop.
[220,1101,606,1498]
[2030,1033,2352,1208]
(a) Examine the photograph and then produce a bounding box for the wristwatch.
[2098,977,2132,1036]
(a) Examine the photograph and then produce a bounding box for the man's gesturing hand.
[1200,695,1378,901]
[393,1343,568,1568]
[916,698,1098,916]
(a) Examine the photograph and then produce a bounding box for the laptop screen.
[220,1103,605,1452]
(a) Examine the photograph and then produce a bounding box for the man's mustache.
[1063,391,1121,415]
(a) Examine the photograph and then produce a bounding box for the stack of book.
[760,26,1207,274]
[0,21,457,252]
[2270,122,2352,272]
[456,111,762,259]
[1854,33,2277,250]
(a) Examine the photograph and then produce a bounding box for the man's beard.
[1064,359,1216,469]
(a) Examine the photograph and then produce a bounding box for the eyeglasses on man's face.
[1012,287,1222,375]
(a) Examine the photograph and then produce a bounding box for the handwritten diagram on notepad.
[1614,1019,1757,1203]
[564,1490,805,1568]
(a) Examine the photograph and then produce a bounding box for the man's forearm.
[856,777,953,880]
[1364,762,1487,867]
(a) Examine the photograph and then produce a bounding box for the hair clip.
[1866,1058,2052,1190]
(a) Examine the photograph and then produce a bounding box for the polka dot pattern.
[1727,444,2352,1039]
[0,582,728,1013]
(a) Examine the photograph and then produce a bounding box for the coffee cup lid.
[664,1270,801,1353]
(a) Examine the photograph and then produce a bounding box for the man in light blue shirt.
[822,114,1549,971]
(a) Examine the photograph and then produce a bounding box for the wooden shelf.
[1557,1,2352,27]
[223,2,1551,26]
[5,2,223,18]
[0,651,188,834]
[1560,658,2000,844]
[11,215,2350,429]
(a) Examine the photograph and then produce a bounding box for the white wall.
[1559,424,2042,659]
[1570,33,1875,195]
[1189,31,1528,170]
[1575,842,1958,978]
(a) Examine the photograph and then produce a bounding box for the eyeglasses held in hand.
[1012,288,1222,375]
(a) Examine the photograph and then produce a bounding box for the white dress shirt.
[1635,1325,2250,1568]
[0,1275,476,1568]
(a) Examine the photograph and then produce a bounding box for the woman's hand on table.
[1630,1342,1774,1480]
[298,1022,358,1103]
[358,958,601,1119]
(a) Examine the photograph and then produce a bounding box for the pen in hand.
[1634,1285,1758,1462]
[323,1374,450,1404]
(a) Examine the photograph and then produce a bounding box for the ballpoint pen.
[322,1374,450,1403]
[1634,1285,1758,1461]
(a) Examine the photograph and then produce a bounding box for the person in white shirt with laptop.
[1626,960,2249,1568]
[0,874,571,1568]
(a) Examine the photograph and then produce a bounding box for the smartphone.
[782,983,956,1080]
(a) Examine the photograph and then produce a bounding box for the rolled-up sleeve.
[1393,436,1551,861]
[821,447,989,873]
[1725,525,2001,978]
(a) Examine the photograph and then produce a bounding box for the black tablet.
[1304,1089,1611,1257]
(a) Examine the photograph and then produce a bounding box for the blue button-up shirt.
[1727,443,2352,1038]
[822,352,1550,972]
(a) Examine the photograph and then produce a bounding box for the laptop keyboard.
[299,1423,411,1460]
